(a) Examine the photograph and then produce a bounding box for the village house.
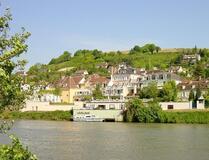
[39,94,61,103]
[139,70,182,89]
[168,66,186,74]
[54,75,89,103]
[105,63,140,99]
[52,71,110,103]
[177,80,209,101]
[182,54,201,64]
[87,74,109,89]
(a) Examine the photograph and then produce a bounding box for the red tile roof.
[88,74,109,86]
[55,76,84,89]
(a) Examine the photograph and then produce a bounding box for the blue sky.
[1,0,209,68]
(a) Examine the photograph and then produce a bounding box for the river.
[1,120,209,160]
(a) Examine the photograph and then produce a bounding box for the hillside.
[26,44,209,85]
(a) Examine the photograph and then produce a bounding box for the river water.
[1,120,209,160]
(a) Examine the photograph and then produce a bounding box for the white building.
[40,94,61,103]
[139,70,181,89]
[84,100,126,110]
[105,63,140,99]
[160,97,205,110]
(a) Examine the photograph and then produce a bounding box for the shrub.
[124,99,164,123]
[0,135,37,160]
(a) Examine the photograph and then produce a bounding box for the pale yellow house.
[57,75,90,103]
[54,72,109,104]
[61,88,78,104]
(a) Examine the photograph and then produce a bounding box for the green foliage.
[194,62,205,78]
[139,82,158,99]
[0,121,37,159]
[189,90,195,101]
[28,44,180,84]
[0,111,72,121]
[39,88,61,96]
[130,45,141,54]
[92,85,105,100]
[0,8,30,111]
[124,99,209,124]
[139,101,164,123]
[163,111,209,124]
[0,135,37,160]
[160,81,177,101]
[195,86,202,101]
[204,89,209,108]
[124,98,144,122]
[124,99,164,123]
[27,63,56,85]
[130,44,161,54]
[49,51,71,65]
[0,7,37,159]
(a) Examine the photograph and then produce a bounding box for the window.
[152,75,156,80]
[167,105,174,110]
[109,104,115,110]
[159,74,164,80]
[167,74,171,79]
[199,100,203,104]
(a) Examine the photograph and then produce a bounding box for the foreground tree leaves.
[0,7,37,160]
[0,135,37,160]
[0,8,30,111]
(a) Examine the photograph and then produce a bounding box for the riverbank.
[0,111,72,121]
[1,110,209,123]
[162,110,209,124]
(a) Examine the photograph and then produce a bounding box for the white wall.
[21,101,84,112]
[160,102,192,110]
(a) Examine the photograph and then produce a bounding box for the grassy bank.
[0,111,72,121]
[1,110,209,124]
[162,110,209,124]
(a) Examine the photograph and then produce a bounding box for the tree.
[189,90,195,101]
[142,44,156,54]
[0,135,37,160]
[195,86,202,101]
[155,46,161,53]
[204,89,209,108]
[194,62,205,79]
[48,51,71,64]
[0,8,30,111]
[124,98,144,122]
[161,81,177,101]
[140,82,158,99]
[0,7,37,159]
[129,45,141,54]
[124,99,164,123]
[92,49,102,59]
[92,85,104,100]
[192,45,198,54]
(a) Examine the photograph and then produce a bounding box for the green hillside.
[26,44,209,85]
